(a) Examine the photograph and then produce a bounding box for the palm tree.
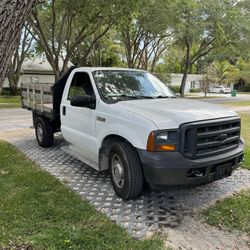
[212,61,238,86]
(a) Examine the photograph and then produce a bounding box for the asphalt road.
[0,108,32,131]
[188,93,250,104]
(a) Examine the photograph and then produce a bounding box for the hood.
[113,98,238,129]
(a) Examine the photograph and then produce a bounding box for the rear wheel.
[109,142,143,200]
[35,117,54,147]
[220,90,224,94]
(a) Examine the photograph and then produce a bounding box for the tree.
[237,60,250,86]
[212,61,239,86]
[200,65,216,98]
[168,0,246,97]
[200,60,239,97]
[7,25,35,95]
[28,0,132,81]
[0,0,42,94]
[118,0,173,71]
[71,29,124,67]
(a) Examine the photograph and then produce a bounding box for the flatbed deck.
[21,83,54,119]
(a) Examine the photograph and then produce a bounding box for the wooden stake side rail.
[21,83,54,119]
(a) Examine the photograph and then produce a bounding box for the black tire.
[35,117,54,147]
[109,142,143,200]
[220,90,224,94]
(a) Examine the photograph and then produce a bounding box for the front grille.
[181,118,240,159]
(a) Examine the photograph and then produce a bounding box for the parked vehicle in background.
[209,86,231,94]
[21,67,244,200]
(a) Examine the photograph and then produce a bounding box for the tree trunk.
[180,43,191,97]
[0,0,41,93]
[8,75,18,96]
[7,64,19,95]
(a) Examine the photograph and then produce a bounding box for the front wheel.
[109,142,144,200]
[35,117,54,147]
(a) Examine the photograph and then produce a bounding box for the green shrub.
[168,85,180,93]
[0,88,21,96]
[155,73,172,85]
[190,88,201,93]
[241,85,250,92]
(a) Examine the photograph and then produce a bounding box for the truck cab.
[22,67,244,200]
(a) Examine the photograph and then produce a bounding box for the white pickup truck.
[21,67,244,199]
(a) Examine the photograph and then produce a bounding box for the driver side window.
[68,72,94,100]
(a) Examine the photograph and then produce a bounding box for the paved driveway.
[1,108,250,249]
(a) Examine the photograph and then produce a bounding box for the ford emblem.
[217,134,228,142]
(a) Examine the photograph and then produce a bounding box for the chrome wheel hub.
[111,154,125,188]
[37,123,44,142]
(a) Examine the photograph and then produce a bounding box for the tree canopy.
[1,0,250,95]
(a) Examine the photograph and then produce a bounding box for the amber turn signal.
[156,144,176,151]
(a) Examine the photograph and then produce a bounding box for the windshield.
[92,70,175,102]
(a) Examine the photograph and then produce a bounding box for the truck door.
[60,71,97,164]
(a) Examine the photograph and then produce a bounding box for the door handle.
[62,106,66,115]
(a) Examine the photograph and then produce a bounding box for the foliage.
[212,61,239,85]
[237,60,250,84]
[72,29,125,67]
[3,0,250,94]
[241,85,250,92]
[0,141,163,249]
[1,88,20,96]
[155,47,184,74]
[28,0,131,80]
[7,25,35,96]
[189,88,201,93]
[167,0,247,96]
[117,0,174,72]
[200,65,216,97]
[155,73,172,85]
[168,85,180,93]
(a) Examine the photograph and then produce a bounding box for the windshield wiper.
[107,94,138,99]
[107,94,176,101]
[107,94,154,99]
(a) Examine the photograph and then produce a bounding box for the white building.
[170,73,203,92]
[3,58,74,88]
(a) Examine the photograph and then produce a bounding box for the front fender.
[97,124,147,150]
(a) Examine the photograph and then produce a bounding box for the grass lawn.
[204,189,250,234]
[239,113,250,169]
[204,113,250,235]
[221,100,250,106]
[0,96,21,109]
[0,141,163,249]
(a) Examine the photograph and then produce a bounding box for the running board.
[61,145,99,171]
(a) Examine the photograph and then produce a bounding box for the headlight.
[147,130,179,152]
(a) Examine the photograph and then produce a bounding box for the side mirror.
[70,95,95,108]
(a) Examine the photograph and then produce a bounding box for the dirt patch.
[165,215,250,250]
[0,128,33,141]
